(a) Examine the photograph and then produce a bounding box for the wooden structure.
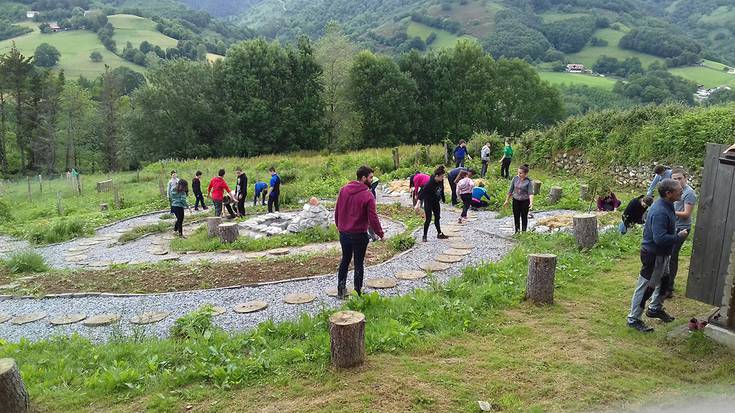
[391,147,400,170]
[0,358,29,412]
[96,179,112,193]
[548,186,562,203]
[329,311,366,368]
[687,144,735,325]
[526,254,557,304]
[573,214,598,249]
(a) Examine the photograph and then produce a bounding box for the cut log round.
[233,300,268,313]
[395,270,427,280]
[443,248,472,256]
[526,254,557,305]
[283,293,316,304]
[435,254,463,263]
[206,217,222,238]
[419,261,451,272]
[326,286,354,297]
[573,214,598,249]
[365,277,397,289]
[329,311,366,369]
[548,187,563,204]
[0,358,30,413]
[219,222,240,244]
[532,181,542,195]
[580,184,590,201]
[449,242,473,250]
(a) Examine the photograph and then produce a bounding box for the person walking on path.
[268,167,281,213]
[367,175,381,242]
[457,170,475,223]
[167,170,179,214]
[192,171,207,211]
[667,168,697,297]
[415,166,449,242]
[169,179,190,237]
[447,166,468,206]
[453,140,471,167]
[503,165,534,233]
[619,195,653,234]
[499,141,513,179]
[627,178,687,332]
[480,142,491,177]
[597,191,621,211]
[646,165,672,197]
[334,166,384,298]
[471,183,491,209]
[207,169,232,217]
[235,167,248,217]
[253,181,268,206]
[411,172,430,207]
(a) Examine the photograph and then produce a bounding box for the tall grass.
[170,225,339,252]
[3,250,49,273]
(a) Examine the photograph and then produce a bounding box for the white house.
[26,11,40,19]
[566,64,584,73]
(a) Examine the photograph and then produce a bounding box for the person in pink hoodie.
[411,172,430,207]
[334,165,384,298]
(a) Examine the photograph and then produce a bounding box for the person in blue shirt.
[470,183,491,209]
[268,167,281,213]
[253,181,268,206]
[447,166,468,206]
[453,140,471,167]
[626,178,688,333]
[646,165,672,197]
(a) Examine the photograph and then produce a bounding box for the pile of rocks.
[286,201,330,233]
[240,199,331,237]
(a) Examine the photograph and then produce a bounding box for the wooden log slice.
[0,314,11,324]
[10,313,47,325]
[395,270,427,280]
[443,248,472,256]
[572,214,598,250]
[219,222,240,244]
[419,261,451,272]
[49,314,87,326]
[83,314,121,327]
[365,277,397,289]
[526,253,557,305]
[283,293,316,304]
[269,248,290,256]
[130,311,170,325]
[329,311,366,369]
[0,358,30,413]
[244,252,267,259]
[78,240,100,247]
[435,254,464,263]
[449,242,473,250]
[206,217,222,238]
[233,300,268,313]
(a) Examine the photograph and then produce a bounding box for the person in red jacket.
[334,165,384,298]
[207,168,232,217]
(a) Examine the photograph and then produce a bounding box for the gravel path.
[0,187,573,343]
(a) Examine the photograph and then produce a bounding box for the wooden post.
[219,222,239,243]
[100,203,108,212]
[158,175,165,198]
[548,186,562,203]
[526,254,557,305]
[0,358,30,413]
[113,186,121,209]
[391,147,400,170]
[26,177,31,201]
[573,214,598,249]
[329,311,366,368]
[532,181,542,195]
[207,217,222,238]
[56,191,63,215]
[136,169,140,182]
[424,145,431,164]
[443,142,449,165]
[580,184,589,200]
[37,174,42,195]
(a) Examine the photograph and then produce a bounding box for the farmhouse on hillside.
[48,23,61,32]
[26,11,40,19]
[566,64,584,73]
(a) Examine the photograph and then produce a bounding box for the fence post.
[26,176,31,201]
[38,174,42,195]
[56,191,64,215]
[444,142,449,165]
[391,147,400,170]
[113,185,122,209]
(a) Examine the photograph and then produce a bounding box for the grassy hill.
[668,59,735,88]
[538,72,617,91]
[406,22,474,50]
[566,27,664,68]
[107,14,179,50]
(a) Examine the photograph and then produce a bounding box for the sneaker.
[646,308,675,323]
[627,319,654,333]
[194,208,199,211]
[437,233,449,239]
[422,236,428,242]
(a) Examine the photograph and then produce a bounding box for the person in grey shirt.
[667,168,697,297]
[646,164,672,197]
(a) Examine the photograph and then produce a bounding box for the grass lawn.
[699,5,735,26]
[669,64,735,88]
[0,22,143,78]
[566,28,664,68]
[406,21,476,50]
[107,14,178,50]
[427,0,502,38]
[538,71,617,91]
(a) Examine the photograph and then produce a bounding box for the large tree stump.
[99,203,108,212]
[219,222,239,243]
[526,254,557,305]
[206,217,222,238]
[573,214,598,249]
[548,186,562,204]
[0,358,30,413]
[580,184,590,201]
[532,181,542,195]
[329,311,366,368]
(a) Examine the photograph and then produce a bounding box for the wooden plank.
[712,164,735,305]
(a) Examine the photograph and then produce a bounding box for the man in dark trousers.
[334,165,384,299]
[626,178,688,333]
[235,167,248,217]
[253,181,268,206]
[192,171,207,211]
[447,166,470,206]
[268,167,281,213]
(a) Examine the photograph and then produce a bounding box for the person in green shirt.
[169,179,190,237]
[499,141,513,179]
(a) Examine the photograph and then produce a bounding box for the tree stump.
[219,222,239,243]
[329,311,366,368]
[580,184,590,200]
[548,186,562,204]
[96,180,112,193]
[99,203,108,212]
[526,254,557,305]
[532,181,542,195]
[573,214,598,249]
[206,217,222,238]
[0,358,30,413]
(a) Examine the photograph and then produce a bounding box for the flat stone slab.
[325,286,355,297]
[233,300,268,313]
[366,277,398,289]
[11,312,47,325]
[449,242,473,250]
[130,311,170,325]
[65,255,89,263]
[147,249,169,256]
[283,293,316,304]
[78,240,101,246]
[161,234,175,240]
[244,252,267,259]
[395,270,427,280]
[116,228,130,233]
[435,254,464,263]
[269,248,290,256]
[158,256,180,262]
[419,261,451,272]
[444,248,472,256]
[83,314,121,327]
[0,313,11,324]
[208,306,227,316]
[49,314,87,326]
[67,246,91,253]
[442,231,461,237]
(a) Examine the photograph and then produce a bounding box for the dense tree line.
[0,19,32,41]
[613,67,698,105]
[410,13,462,34]
[619,28,702,67]
[483,18,551,61]
[592,55,644,77]
[541,16,596,53]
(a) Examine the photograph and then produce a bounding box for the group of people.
[453,139,514,179]
[165,167,282,237]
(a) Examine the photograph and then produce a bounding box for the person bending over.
[471,182,491,209]
[415,166,449,242]
[253,181,268,206]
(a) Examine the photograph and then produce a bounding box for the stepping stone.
[395,270,427,280]
[151,240,166,246]
[443,231,461,237]
[444,248,472,256]
[366,277,398,289]
[283,293,316,304]
[67,246,91,253]
[65,255,88,263]
[159,256,179,262]
[78,240,100,246]
[11,312,47,325]
[325,286,355,297]
[161,234,175,240]
[244,252,267,259]
[116,228,129,233]
[111,259,130,265]
[49,314,87,326]
[435,254,464,263]
[269,248,290,256]
[147,249,169,255]
[419,261,451,272]
[233,300,268,313]
[88,261,111,269]
[202,306,226,316]
[0,313,11,324]
[83,314,121,327]
[449,242,473,250]
[130,311,170,325]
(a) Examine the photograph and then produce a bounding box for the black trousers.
[460,193,472,218]
[667,234,687,292]
[224,203,236,218]
[423,201,442,238]
[449,180,458,205]
[237,195,246,216]
[172,206,185,235]
[253,192,266,206]
[501,158,512,178]
[268,193,280,212]
[512,198,530,232]
[471,199,489,208]
[194,193,206,209]
[337,232,370,294]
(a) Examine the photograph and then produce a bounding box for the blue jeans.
[337,232,370,294]
[627,251,668,323]
[619,221,628,234]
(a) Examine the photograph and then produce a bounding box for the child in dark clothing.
[619,195,654,234]
[192,171,207,211]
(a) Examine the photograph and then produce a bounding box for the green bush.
[389,232,416,252]
[24,217,93,245]
[4,250,49,273]
[170,305,218,340]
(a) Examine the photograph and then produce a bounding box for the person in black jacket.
[235,167,248,217]
[619,195,653,234]
[192,171,207,211]
[415,165,450,242]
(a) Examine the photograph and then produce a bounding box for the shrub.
[389,232,416,252]
[170,305,218,340]
[25,217,93,244]
[0,199,12,222]
[4,250,49,273]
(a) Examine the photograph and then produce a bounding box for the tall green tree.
[0,56,7,172]
[99,67,122,172]
[0,43,34,170]
[58,82,96,170]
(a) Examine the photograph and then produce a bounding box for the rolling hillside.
[107,14,179,50]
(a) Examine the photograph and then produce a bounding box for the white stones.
[49,314,87,326]
[283,293,316,304]
[365,277,397,289]
[0,313,11,324]
[83,314,121,327]
[395,270,427,280]
[233,300,268,313]
[130,311,170,325]
[435,254,464,264]
[419,261,451,272]
[11,312,47,325]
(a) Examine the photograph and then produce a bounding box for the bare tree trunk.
[573,214,598,249]
[207,217,222,238]
[0,92,7,172]
[0,358,30,413]
[526,254,557,305]
[219,222,239,243]
[329,311,366,368]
